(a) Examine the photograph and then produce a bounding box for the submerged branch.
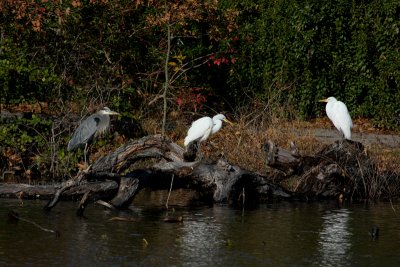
[8,210,59,236]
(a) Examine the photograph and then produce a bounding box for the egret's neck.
[326,101,336,112]
[211,120,222,134]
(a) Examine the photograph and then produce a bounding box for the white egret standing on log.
[184,114,233,147]
[68,107,120,163]
[319,97,353,140]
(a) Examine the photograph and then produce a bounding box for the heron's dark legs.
[84,143,88,164]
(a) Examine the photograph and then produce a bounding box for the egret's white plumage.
[320,97,353,140]
[184,114,231,147]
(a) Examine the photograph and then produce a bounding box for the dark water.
[1,199,400,267]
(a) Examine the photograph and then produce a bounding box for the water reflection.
[179,212,224,266]
[1,200,400,266]
[317,209,352,266]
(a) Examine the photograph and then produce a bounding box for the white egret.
[184,114,232,147]
[68,107,120,163]
[319,97,353,140]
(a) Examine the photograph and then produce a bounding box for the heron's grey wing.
[67,115,100,151]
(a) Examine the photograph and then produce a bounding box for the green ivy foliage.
[0,115,50,152]
[0,37,61,104]
[230,0,400,127]
[1,0,399,128]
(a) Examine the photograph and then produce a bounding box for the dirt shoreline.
[295,128,400,148]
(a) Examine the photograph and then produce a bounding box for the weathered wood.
[109,176,139,209]
[38,135,291,214]
[77,191,91,217]
[91,135,185,173]
[304,140,375,199]
[263,140,301,175]
[0,180,118,200]
[0,183,57,198]
[1,134,388,216]
[263,139,380,199]
[44,170,88,210]
[183,141,198,162]
[141,159,291,204]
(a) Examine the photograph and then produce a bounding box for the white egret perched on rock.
[68,107,120,163]
[184,114,232,148]
[319,97,353,140]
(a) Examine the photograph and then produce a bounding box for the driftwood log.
[40,134,290,214]
[0,134,389,215]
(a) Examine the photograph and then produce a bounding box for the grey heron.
[67,107,119,163]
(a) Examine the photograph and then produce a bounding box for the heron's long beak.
[319,98,328,103]
[223,118,234,125]
[105,111,120,115]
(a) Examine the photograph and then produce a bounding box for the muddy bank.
[311,128,400,148]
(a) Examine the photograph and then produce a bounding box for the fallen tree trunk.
[32,134,288,214]
[1,134,393,215]
[0,180,118,200]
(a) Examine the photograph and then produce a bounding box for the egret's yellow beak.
[223,118,234,125]
[319,98,328,103]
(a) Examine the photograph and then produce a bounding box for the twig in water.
[390,199,397,214]
[96,200,116,210]
[166,174,174,209]
[242,187,245,207]
[238,187,246,217]
[8,210,59,236]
